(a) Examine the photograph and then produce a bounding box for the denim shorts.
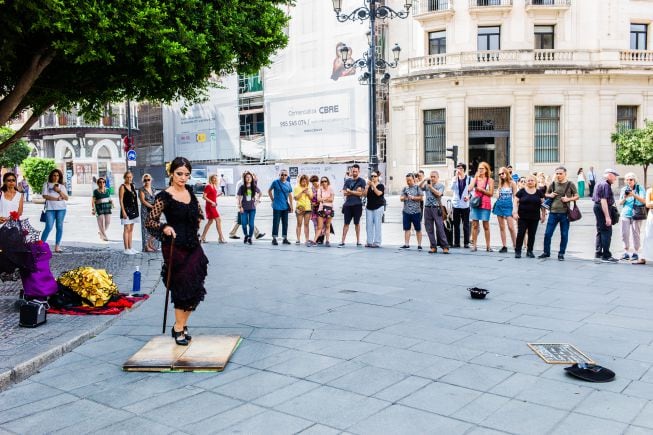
[470,207,491,222]
[402,212,422,231]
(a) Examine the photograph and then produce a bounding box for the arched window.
[97,146,111,159]
[97,146,111,179]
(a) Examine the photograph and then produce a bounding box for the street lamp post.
[331,0,412,174]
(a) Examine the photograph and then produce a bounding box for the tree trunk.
[644,164,649,190]
[0,47,55,126]
[0,112,42,153]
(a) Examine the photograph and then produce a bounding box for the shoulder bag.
[470,178,482,208]
[632,185,647,221]
[564,182,582,222]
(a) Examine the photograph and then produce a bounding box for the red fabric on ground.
[47,294,149,315]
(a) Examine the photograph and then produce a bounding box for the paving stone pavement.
[1,195,652,433]
[0,246,162,390]
[0,223,652,434]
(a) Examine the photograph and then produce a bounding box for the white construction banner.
[264,0,371,160]
[163,75,240,161]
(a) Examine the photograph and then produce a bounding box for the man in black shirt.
[593,168,619,263]
[340,164,366,247]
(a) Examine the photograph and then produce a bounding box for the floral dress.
[140,187,160,252]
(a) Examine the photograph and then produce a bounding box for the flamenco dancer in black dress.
[146,157,209,345]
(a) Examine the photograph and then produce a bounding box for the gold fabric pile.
[58,267,119,307]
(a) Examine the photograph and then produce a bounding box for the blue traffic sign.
[127,150,137,161]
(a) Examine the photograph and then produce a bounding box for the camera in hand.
[625,187,632,195]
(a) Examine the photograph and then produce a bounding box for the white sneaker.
[129,248,138,254]
[124,249,135,255]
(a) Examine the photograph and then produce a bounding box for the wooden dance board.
[123,335,242,372]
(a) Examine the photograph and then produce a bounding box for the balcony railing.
[525,0,570,5]
[403,49,653,76]
[35,111,132,129]
[620,50,653,63]
[414,0,452,15]
[469,0,512,8]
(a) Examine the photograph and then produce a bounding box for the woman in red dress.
[200,175,226,243]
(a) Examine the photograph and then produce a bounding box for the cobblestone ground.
[0,246,162,389]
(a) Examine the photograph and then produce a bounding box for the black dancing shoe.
[184,326,192,341]
[171,326,189,346]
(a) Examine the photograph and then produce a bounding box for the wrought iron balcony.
[401,49,653,78]
[525,0,570,6]
[469,0,513,9]
[413,0,453,15]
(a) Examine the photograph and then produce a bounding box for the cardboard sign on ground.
[527,343,595,364]
[123,335,242,372]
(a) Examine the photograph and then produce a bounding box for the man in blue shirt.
[339,164,366,247]
[268,170,294,245]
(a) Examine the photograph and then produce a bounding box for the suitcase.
[19,300,48,327]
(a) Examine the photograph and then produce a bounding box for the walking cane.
[161,238,175,334]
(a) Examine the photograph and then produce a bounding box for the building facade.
[26,103,137,193]
[386,0,653,190]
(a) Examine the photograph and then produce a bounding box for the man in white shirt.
[450,162,472,248]
[587,166,596,197]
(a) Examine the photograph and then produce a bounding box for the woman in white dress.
[0,172,24,226]
[635,186,653,265]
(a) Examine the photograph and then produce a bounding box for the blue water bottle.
[132,266,141,295]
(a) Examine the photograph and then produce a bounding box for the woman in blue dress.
[493,167,517,253]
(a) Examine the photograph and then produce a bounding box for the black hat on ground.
[564,363,615,382]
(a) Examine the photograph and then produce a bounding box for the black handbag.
[19,300,48,327]
[470,195,481,208]
[40,207,46,223]
[632,186,647,220]
[633,204,647,220]
[609,205,620,224]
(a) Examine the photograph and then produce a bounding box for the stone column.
[447,93,466,167]
[598,90,617,169]
[512,91,532,171]
[564,91,584,170]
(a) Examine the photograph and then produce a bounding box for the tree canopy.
[0,0,291,152]
[613,120,653,188]
[0,127,31,169]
